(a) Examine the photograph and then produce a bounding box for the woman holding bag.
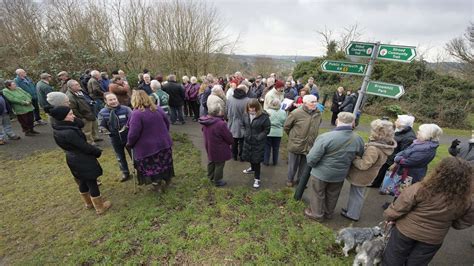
[342,119,397,221]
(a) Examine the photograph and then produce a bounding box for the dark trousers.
[183,100,190,116]
[207,161,225,182]
[110,137,131,175]
[232,138,244,160]
[78,179,100,197]
[383,226,441,266]
[17,111,34,132]
[189,100,200,120]
[32,98,42,121]
[170,106,184,123]
[251,163,261,180]
[331,111,339,126]
[264,136,281,165]
[372,162,390,187]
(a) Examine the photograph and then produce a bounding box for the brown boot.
[90,195,112,215]
[79,192,93,209]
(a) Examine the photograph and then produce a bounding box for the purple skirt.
[134,148,175,185]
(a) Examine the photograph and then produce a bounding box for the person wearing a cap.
[371,114,416,188]
[2,80,38,136]
[248,75,264,99]
[50,105,111,215]
[57,71,71,93]
[263,79,284,110]
[14,69,48,126]
[36,73,54,116]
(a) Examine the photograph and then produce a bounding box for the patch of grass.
[0,132,351,264]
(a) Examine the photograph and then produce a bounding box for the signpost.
[320,60,367,76]
[345,42,375,58]
[366,81,405,99]
[377,44,417,62]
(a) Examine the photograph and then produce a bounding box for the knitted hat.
[50,106,71,121]
[47,92,69,106]
[274,80,284,89]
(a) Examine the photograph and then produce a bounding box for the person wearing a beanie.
[0,89,20,145]
[50,106,111,215]
[263,79,284,110]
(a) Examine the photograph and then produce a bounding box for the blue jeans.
[110,136,131,175]
[264,136,281,165]
[0,113,17,140]
[170,106,184,123]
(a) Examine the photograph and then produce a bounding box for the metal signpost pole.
[352,42,380,117]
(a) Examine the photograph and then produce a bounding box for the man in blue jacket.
[98,92,132,182]
[304,112,365,221]
[14,69,47,126]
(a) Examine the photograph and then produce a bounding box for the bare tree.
[446,22,474,80]
[316,24,363,56]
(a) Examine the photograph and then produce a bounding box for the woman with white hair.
[186,76,200,121]
[391,123,443,184]
[150,80,170,114]
[342,119,397,221]
[371,115,417,188]
[206,85,226,115]
[263,99,287,166]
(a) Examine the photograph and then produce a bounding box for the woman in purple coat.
[199,103,234,187]
[127,90,174,192]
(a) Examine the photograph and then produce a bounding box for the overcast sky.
[213,0,473,62]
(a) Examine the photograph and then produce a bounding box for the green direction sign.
[366,81,405,99]
[321,60,367,76]
[378,44,416,62]
[345,42,375,57]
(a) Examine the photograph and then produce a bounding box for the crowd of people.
[0,68,472,265]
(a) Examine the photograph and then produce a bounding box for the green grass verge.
[0,133,351,265]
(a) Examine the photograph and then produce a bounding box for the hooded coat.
[226,89,249,138]
[347,140,397,186]
[52,119,103,180]
[199,115,234,162]
[241,112,271,164]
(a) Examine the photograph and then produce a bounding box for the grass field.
[0,133,352,265]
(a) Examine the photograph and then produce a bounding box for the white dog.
[353,236,385,266]
[335,226,382,257]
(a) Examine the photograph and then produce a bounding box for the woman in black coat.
[50,106,111,214]
[241,98,271,189]
[331,87,345,126]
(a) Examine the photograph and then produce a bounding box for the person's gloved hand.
[317,103,325,112]
[450,139,461,149]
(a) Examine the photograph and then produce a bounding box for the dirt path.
[1,117,472,265]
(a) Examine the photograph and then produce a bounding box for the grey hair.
[182,76,189,82]
[190,76,197,83]
[269,99,281,110]
[66,79,78,89]
[303,94,317,103]
[15,69,25,75]
[337,112,355,124]
[237,84,249,94]
[211,85,223,94]
[168,74,176,81]
[150,80,161,90]
[266,77,275,86]
[208,103,224,116]
[90,70,100,77]
[370,119,395,143]
[417,124,443,142]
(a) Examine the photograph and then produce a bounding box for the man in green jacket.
[14,69,47,126]
[36,73,54,113]
[304,112,364,222]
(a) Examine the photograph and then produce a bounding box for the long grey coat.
[226,90,249,138]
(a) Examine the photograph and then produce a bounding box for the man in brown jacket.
[283,94,322,187]
[66,80,101,145]
[108,76,131,106]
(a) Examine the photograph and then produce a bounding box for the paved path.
[1,117,472,265]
